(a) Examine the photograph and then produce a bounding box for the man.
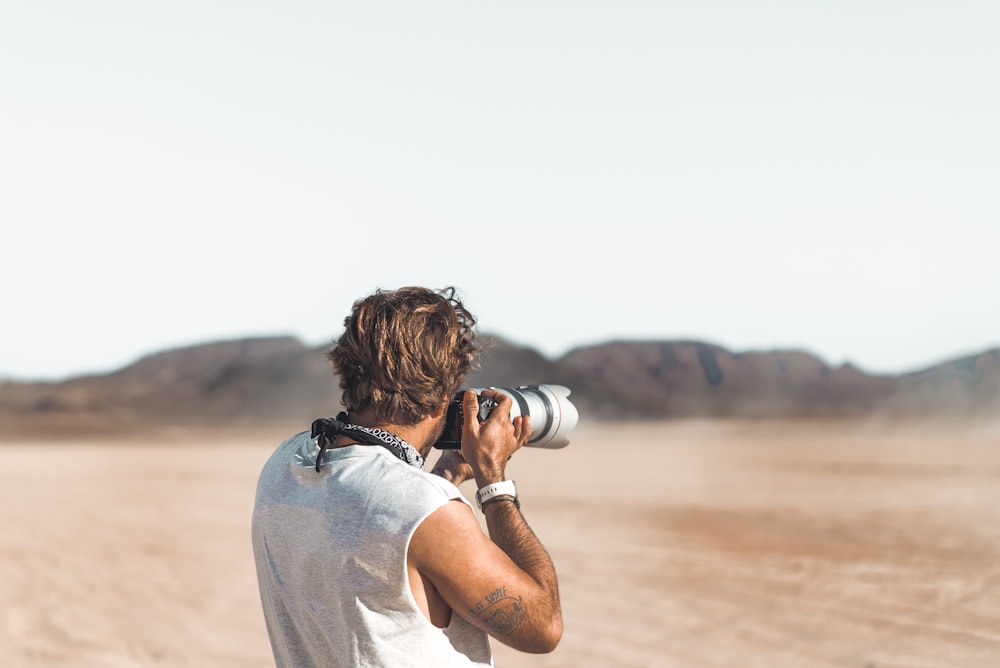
[251,286,562,667]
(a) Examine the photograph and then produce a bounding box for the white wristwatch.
[475,480,519,510]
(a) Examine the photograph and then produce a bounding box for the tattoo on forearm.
[468,586,527,636]
[431,466,446,477]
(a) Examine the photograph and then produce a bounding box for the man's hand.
[459,390,531,488]
[430,450,474,485]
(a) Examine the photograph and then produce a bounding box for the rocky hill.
[0,335,997,436]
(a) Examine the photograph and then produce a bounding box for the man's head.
[328,286,479,426]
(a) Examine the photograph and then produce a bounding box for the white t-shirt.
[252,431,492,667]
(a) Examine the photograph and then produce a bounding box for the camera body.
[433,384,578,450]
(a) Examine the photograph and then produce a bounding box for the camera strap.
[310,413,424,471]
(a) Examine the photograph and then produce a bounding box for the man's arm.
[415,390,562,653]
[409,498,562,653]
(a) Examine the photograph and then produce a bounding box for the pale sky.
[2,1,998,381]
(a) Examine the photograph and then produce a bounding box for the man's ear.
[427,396,450,419]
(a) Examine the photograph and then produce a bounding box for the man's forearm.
[482,501,559,596]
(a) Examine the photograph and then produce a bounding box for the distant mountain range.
[0,335,997,436]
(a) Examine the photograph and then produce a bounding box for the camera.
[433,384,578,450]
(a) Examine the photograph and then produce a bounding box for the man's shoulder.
[265,430,314,467]
[369,453,463,499]
[364,454,475,515]
[279,430,312,448]
[409,465,465,500]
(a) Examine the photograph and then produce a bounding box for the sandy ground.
[2,419,999,668]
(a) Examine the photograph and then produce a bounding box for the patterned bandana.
[310,413,424,471]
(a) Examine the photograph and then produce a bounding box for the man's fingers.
[481,390,514,421]
[461,390,480,437]
[514,415,532,448]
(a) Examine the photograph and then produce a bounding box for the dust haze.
[2,417,998,667]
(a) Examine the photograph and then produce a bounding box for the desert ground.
[1,418,999,668]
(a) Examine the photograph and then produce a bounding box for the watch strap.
[480,494,520,510]
[475,480,517,509]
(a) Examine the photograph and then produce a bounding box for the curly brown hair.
[327,286,480,425]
